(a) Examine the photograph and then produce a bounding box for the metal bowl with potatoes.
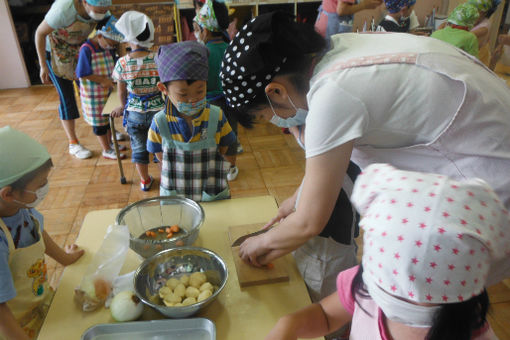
[133,247,228,318]
[116,196,205,258]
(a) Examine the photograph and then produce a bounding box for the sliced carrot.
[166,232,174,239]
[145,231,152,237]
[165,227,171,233]
[150,231,157,237]
[158,228,165,233]
[170,225,180,233]
[266,263,275,270]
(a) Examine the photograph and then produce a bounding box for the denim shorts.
[125,110,157,164]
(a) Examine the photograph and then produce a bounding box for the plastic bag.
[74,225,130,312]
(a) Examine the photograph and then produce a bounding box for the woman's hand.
[263,194,297,229]
[39,64,51,85]
[362,0,383,10]
[110,106,124,118]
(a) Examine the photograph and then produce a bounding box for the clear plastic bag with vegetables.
[74,225,130,312]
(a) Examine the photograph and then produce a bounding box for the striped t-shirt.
[147,102,236,153]
[112,52,165,113]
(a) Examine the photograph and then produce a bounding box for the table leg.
[109,115,127,184]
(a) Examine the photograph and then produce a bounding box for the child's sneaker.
[69,143,92,159]
[114,130,127,141]
[102,148,125,160]
[227,166,239,181]
[140,176,154,191]
[110,142,127,151]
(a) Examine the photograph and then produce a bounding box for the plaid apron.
[79,42,115,127]
[155,105,230,202]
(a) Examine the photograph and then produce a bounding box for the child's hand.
[61,244,84,266]
[100,78,115,89]
[111,106,124,118]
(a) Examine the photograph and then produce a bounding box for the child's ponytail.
[426,290,489,340]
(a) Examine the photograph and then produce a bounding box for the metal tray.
[81,318,215,340]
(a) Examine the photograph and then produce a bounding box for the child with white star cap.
[266,163,509,340]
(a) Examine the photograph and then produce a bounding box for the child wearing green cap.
[0,127,84,340]
[431,3,480,58]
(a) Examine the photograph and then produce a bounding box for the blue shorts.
[125,110,157,164]
[45,52,80,121]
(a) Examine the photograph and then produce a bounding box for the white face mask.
[14,182,50,208]
[266,93,308,128]
[363,274,440,328]
[85,7,107,21]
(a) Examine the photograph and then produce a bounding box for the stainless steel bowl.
[134,247,228,318]
[116,196,205,258]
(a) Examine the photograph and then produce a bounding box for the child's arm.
[42,230,84,266]
[81,75,114,89]
[337,0,382,16]
[265,292,353,340]
[111,81,127,118]
[0,303,30,340]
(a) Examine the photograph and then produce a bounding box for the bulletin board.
[110,1,177,51]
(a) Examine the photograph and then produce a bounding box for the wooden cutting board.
[228,223,289,288]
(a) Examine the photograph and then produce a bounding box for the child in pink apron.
[0,127,84,339]
[76,15,126,160]
[266,164,508,340]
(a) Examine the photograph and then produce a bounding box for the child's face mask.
[163,80,207,117]
[14,182,50,208]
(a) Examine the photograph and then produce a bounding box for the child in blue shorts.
[111,11,165,191]
[147,42,237,201]
[0,127,84,339]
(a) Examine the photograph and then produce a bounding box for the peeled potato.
[163,293,181,304]
[189,272,207,288]
[198,289,212,302]
[174,302,183,307]
[179,275,189,286]
[163,300,175,307]
[182,297,197,306]
[166,278,180,290]
[159,286,172,299]
[185,286,200,298]
[199,282,213,292]
[173,283,186,298]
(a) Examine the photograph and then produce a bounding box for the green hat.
[448,3,480,28]
[467,0,492,12]
[0,126,51,188]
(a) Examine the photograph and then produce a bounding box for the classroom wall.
[0,0,30,89]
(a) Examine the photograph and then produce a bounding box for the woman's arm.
[34,20,54,84]
[265,291,353,340]
[337,0,382,16]
[239,141,353,266]
[0,303,30,340]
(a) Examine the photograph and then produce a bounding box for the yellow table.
[38,196,323,340]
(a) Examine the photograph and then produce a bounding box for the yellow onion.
[110,290,144,322]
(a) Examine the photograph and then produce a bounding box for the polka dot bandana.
[467,0,493,12]
[351,164,510,304]
[220,12,293,109]
[448,3,480,28]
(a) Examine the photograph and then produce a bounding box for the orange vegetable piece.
[93,278,111,301]
[150,231,157,237]
[165,227,171,233]
[158,228,165,233]
[266,263,275,270]
[166,232,174,239]
[170,225,180,233]
[145,231,152,237]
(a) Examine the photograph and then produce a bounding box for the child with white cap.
[266,163,509,340]
[76,15,127,160]
[111,11,165,191]
[0,127,84,339]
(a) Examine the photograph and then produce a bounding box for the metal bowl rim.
[133,246,228,311]
[114,196,205,242]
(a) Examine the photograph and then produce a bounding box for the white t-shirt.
[305,34,469,158]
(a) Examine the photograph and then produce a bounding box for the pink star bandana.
[351,164,510,305]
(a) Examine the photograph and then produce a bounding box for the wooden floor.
[1,85,509,338]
